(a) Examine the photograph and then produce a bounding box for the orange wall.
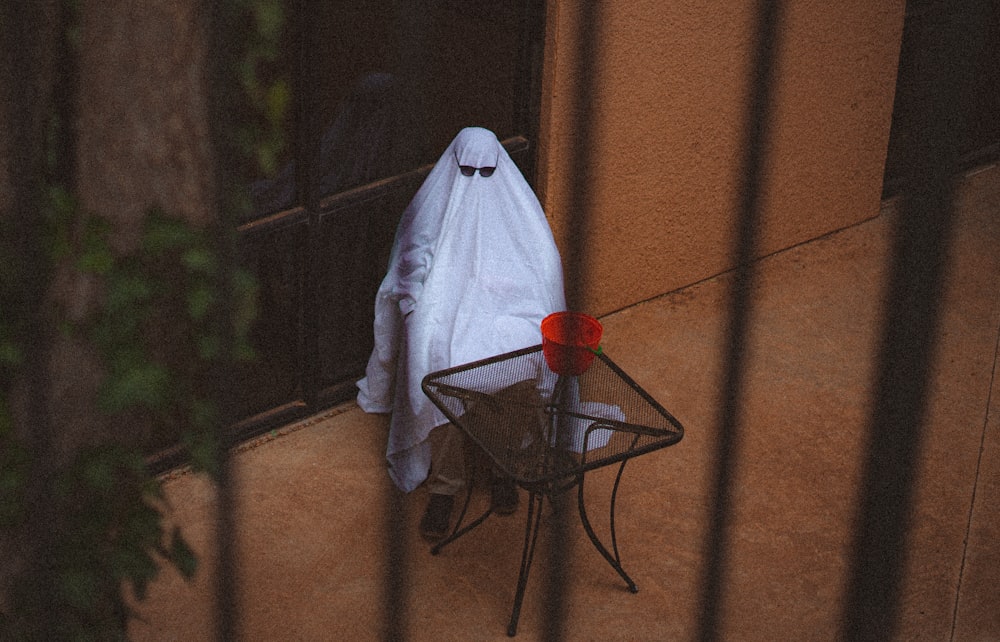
[536,0,906,315]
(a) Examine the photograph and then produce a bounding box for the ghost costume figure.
[356,127,566,500]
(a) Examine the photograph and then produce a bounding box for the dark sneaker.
[420,493,454,541]
[490,476,519,515]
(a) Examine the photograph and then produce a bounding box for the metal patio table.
[421,344,684,636]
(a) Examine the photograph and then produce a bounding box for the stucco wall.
[537,1,906,315]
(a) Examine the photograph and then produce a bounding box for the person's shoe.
[490,476,519,515]
[419,493,454,541]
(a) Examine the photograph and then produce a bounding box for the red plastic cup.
[541,312,603,376]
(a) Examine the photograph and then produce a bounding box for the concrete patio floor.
[130,164,999,641]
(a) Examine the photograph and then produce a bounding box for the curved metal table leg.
[432,442,492,555]
[577,454,639,593]
[432,499,493,556]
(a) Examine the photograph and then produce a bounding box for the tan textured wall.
[537,1,906,315]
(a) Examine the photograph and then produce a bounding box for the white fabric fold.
[357,127,566,492]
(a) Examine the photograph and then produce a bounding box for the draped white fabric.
[356,127,566,492]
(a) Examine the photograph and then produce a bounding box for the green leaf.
[142,213,197,256]
[108,344,148,377]
[196,334,221,361]
[77,245,114,275]
[82,456,116,493]
[91,315,141,355]
[257,144,279,177]
[232,268,258,334]
[46,184,76,219]
[181,246,216,274]
[116,549,159,602]
[119,449,149,478]
[186,283,215,321]
[169,527,198,580]
[253,0,284,40]
[265,80,290,125]
[235,340,258,362]
[183,429,219,478]
[189,398,218,432]
[99,362,172,413]
[237,58,257,94]
[122,504,164,549]
[77,217,114,275]
[45,185,76,260]
[105,269,153,314]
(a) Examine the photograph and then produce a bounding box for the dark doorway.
[883,0,1000,197]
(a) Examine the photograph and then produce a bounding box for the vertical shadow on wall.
[694,2,784,640]
[560,1,600,314]
[542,2,602,640]
[840,2,989,638]
[0,3,68,636]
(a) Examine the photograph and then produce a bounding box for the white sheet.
[356,127,566,491]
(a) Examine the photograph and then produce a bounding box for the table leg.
[507,490,544,637]
[577,461,638,593]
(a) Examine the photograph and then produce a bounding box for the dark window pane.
[247,1,536,218]
[314,171,427,393]
[232,2,543,430]
[235,220,306,418]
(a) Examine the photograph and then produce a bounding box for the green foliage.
[1,201,256,638]
[53,446,198,609]
[2,445,198,641]
[0,0,284,637]
[233,0,289,178]
[76,215,115,275]
[84,208,259,462]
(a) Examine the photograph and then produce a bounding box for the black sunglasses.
[458,164,496,178]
